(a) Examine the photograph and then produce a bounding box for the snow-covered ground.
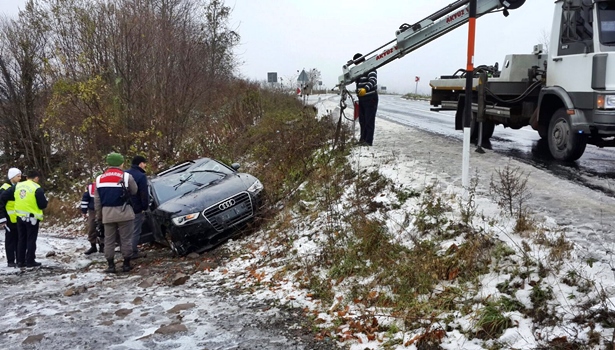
[1,94,615,349]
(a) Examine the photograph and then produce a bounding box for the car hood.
[155,173,258,215]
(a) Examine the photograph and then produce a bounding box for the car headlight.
[247,179,263,193]
[171,212,199,226]
[597,94,615,110]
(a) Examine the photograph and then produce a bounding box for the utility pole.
[462,0,477,191]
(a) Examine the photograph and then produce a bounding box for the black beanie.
[132,155,147,166]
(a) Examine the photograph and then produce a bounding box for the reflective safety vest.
[0,182,17,223]
[14,180,44,221]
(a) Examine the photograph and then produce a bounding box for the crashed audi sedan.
[140,158,264,255]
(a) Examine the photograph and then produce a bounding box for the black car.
[140,158,264,255]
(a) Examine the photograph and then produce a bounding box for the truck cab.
[539,0,615,160]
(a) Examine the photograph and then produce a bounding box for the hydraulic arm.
[337,0,525,88]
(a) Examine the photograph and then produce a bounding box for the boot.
[122,257,132,272]
[103,258,116,273]
[84,244,97,255]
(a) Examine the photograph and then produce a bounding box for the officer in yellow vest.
[0,168,22,268]
[0,170,48,268]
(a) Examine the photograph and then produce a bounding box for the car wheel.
[165,233,186,256]
[170,240,189,256]
[547,108,587,161]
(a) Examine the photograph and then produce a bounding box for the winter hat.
[106,152,124,167]
[131,155,147,166]
[7,168,21,181]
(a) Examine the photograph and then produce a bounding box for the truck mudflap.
[569,109,591,133]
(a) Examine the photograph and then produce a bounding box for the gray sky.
[2,0,556,94]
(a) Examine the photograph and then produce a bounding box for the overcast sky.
[2,0,556,94]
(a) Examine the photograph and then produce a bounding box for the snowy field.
[1,94,615,349]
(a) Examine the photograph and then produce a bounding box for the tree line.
[0,0,240,183]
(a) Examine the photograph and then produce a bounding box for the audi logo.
[218,199,236,211]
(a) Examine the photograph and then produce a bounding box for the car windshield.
[598,2,615,45]
[152,159,233,203]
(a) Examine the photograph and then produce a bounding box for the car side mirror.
[231,163,240,170]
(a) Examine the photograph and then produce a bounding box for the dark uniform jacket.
[80,183,96,214]
[94,167,138,224]
[125,165,149,214]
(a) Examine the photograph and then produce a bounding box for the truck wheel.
[537,126,548,139]
[547,108,587,161]
[470,118,495,143]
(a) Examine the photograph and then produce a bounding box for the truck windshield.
[598,2,615,45]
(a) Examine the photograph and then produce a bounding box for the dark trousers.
[17,218,39,264]
[5,221,18,264]
[358,94,379,146]
[132,212,145,254]
[104,220,134,260]
[85,209,99,245]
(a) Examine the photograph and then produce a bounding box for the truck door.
[548,0,595,108]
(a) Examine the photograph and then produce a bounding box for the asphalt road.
[376,94,615,197]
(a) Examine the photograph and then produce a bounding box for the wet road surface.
[377,94,615,197]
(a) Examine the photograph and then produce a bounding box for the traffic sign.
[297,69,308,83]
[268,72,277,83]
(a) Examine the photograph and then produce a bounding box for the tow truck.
[338,0,615,162]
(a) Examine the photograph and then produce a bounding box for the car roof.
[156,158,212,177]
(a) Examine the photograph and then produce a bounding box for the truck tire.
[470,117,495,143]
[537,125,548,139]
[547,108,587,161]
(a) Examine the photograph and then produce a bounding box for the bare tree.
[307,68,321,92]
[0,1,52,173]
[37,0,241,167]
[539,29,550,54]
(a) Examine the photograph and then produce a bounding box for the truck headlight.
[247,179,263,193]
[597,94,615,110]
[172,212,199,226]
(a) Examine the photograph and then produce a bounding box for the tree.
[0,1,52,173]
[0,0,243,179]
[307,68,321,93]
[40,0,241,165]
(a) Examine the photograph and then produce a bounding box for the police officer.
[126,155,149,259]
[1,170,48,268]
[81,178,104,255]
[0,168,22,267]
[94,152,137,273]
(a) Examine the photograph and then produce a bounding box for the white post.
[462,127,471,190]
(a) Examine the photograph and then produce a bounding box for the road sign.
[267,72,277,83]
[297,69,308,83]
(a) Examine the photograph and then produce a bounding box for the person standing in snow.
[125,155,149,259]
[81,178,104,255]
[0,168,22,267]
[0,170,48,268]
[353,53,379,147]
[94,152,137,273]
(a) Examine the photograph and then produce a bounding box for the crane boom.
[337,0,526,88]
